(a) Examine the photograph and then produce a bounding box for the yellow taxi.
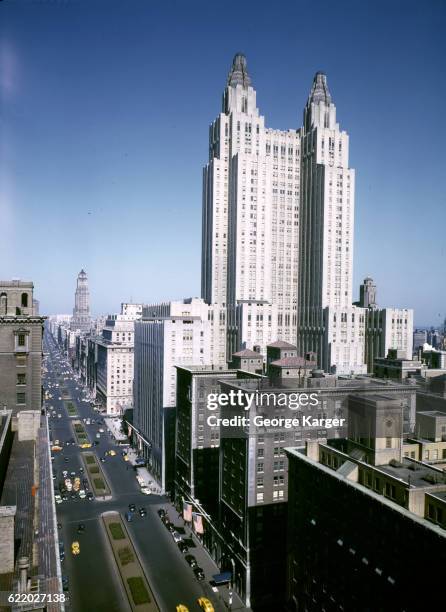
[175,606,189,612]
[123,455,129,462]
[108,450,116,456]
[71,541,80,556]
[197,598,214,612]
[80,443,92,449]
[51,445,63,452]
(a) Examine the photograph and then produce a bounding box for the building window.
[256,492,264,503]
[18,334,26,347]
[385,437,392,449]
[21,293,28,307]
[16,392,26,405]
[257,462,264,474]
[17,373,26,385]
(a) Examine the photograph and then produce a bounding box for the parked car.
[193,567,205,581]
[185,555,198,568]
[125,512,133,522]
[172,531,182,543]
[157,508,167,519]
[178,541,189,553]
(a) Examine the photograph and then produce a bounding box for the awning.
[212,571,231,585]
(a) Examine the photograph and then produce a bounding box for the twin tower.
[201,54,369,374]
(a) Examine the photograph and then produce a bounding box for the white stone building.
[296,72,367,374]
[201,54,300,357]
[95,314,140,415]
[132,298,225,491]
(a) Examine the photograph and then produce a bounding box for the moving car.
[129,504,136,512]
[139,507,147,517]
[71,541,80,555]
[108,449,116,456]
[77,523,85,533]
[197,598,214,612]
[176,606,189,612]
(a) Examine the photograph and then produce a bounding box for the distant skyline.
[1,0,445,325]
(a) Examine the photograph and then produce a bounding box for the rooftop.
[377,459,446,488]
[267,340,297,349]
[270,356,316,368]
[232,349,262,358]
[176,364,236,375]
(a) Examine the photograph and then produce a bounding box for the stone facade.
[0,281,45,417]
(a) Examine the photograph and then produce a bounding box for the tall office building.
[297,73,367,374]
[132,298,226,492]
[71,269,91,333]
[201,53,300,358]
[359,276,377,308]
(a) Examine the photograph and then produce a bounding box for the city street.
[43,331,239,612]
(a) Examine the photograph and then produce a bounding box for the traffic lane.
[59,510,129,612]
[46,343,227,612]
[127,507,226,612]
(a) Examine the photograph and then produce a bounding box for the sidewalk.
[125,447,162,495]
[104,417,129,443]
[156,501,248,611]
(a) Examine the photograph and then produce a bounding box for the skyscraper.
[359,276,377,308]
[297,73,367,374]
[71,269,91,333]
[201,53,300,358]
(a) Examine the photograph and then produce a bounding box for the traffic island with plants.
[102,512,158,612]
[72,419,90,446]
[81,451,111,499]
[65,401,78,417]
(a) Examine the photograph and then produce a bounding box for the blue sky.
[1,0,445,325]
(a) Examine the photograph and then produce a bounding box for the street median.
[81,451,111,499]
[72,419,90,447]
[65,400,78,417]
[102,512,159,612]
